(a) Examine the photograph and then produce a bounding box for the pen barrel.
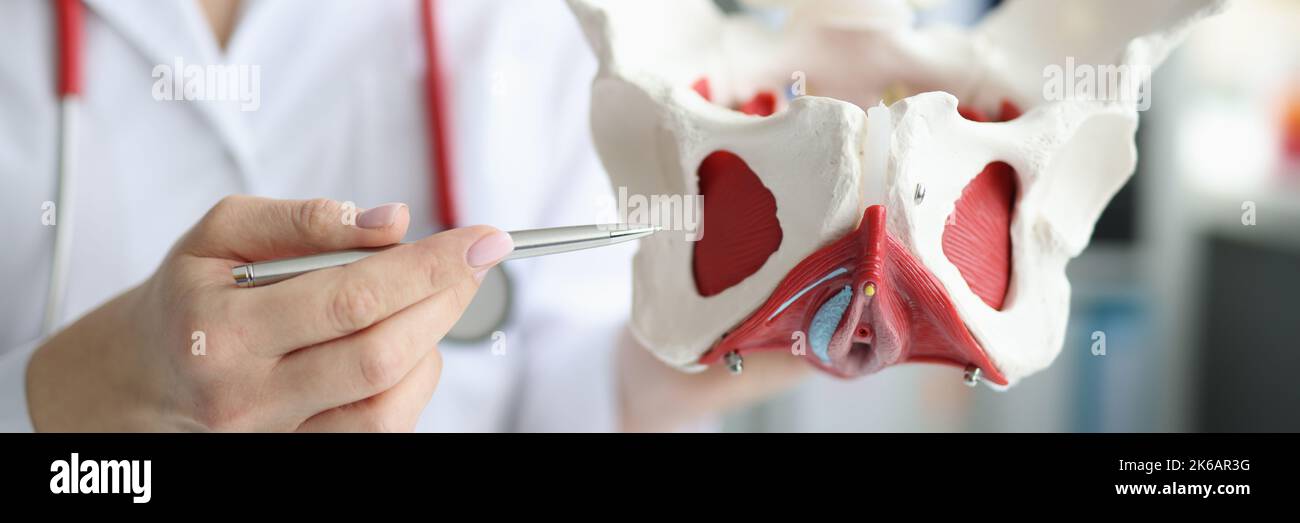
[233,247,388,287]
[230,224,652,287]
[503,225,613,261]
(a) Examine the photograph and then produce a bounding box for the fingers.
[181,195,410,261]
[269,271,478,417]
[295,350,442,432]
[233,225,512,355]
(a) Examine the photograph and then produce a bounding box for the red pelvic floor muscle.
[693,151,784,297]
[698,206,1007,385]
[941,161,1017,310]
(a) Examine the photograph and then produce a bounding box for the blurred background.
[722,0,1300,432]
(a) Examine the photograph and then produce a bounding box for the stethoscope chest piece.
[445,264,512,343]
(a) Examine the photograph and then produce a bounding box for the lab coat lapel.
[81,0,258,187]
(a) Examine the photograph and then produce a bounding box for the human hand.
[27,196,513,432]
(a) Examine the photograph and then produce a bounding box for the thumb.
[181,195,411,261]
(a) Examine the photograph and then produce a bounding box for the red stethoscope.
[45,0,512,341]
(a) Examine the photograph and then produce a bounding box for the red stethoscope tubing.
[53,0,460,228]
[55,0,84,97]
[420,0,459,229]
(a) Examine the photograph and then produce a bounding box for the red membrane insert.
[693,151,783,297]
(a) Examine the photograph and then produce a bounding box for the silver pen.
[232,224,657,288]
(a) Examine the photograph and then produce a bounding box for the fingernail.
[466,230,514,268]
[474,268,491,284]
[356,203,405,229]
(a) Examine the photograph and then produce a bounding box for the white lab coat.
[0,0,634,431]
